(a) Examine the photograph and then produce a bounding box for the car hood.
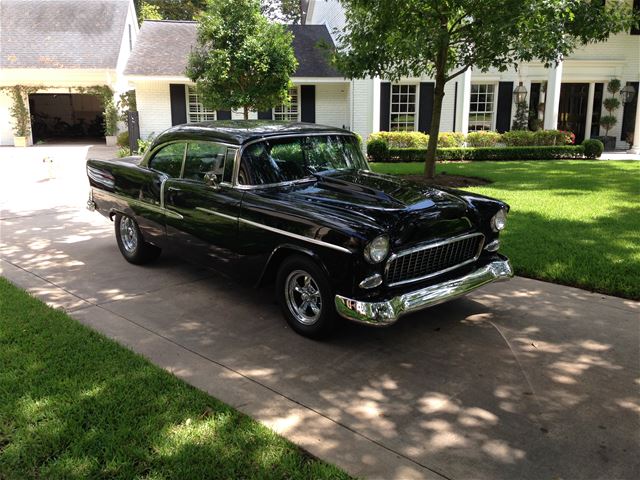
[267,170,481,248]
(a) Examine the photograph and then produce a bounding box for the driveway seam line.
[94,301,454,480]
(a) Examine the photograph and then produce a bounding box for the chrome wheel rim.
[120,216,138,253]
[285,270,322,325]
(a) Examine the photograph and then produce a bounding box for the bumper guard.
[335,258,513,326]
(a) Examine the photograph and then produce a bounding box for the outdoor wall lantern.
[513,82,528,104]
[620,84,636,104]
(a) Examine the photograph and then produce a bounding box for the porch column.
[456,68,472,134]
[629,99,640,154]
[584,82,596,140]
[371,77,381,133]
[544,60,563,130]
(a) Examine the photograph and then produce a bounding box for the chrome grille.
[385,233,484,286]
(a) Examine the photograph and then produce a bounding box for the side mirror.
[204,171,219,189]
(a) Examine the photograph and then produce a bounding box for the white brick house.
[0,0,139,145]
[305,0,640,152]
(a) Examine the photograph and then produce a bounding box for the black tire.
[276,254,338,339]
[114,213,161,265]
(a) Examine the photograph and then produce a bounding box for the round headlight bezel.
[491,209,508,232]
[364,235,390,264]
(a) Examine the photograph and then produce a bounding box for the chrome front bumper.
[335,258,513,326]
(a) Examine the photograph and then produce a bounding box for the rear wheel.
[276,255,337,338]
[114,213,161,264]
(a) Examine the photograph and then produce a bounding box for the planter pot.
[105,135,117,147]
[13,136,28,147]
[596,135,617,152]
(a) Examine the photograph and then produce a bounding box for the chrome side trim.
[239,218,352,254]
[336,258,514,326]
[385,232,485,287]
[195,207,237,222]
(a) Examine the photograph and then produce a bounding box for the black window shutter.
[621,82,639,141]
[632,0,640,34]
[169,84,187,126]
[529,83,541,112]
[216,110,232,120]
[452,82,458,130]
[257,110,273,120]
[418,82,434,133]
[495,82,514,133]
[380,82,391,131]
[300,85,316,123]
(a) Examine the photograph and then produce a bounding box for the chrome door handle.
[167,186,182,192]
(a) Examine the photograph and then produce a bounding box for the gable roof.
[124,21,341,78]
[1,0,130,69]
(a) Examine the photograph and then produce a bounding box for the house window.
[469,84,496,131]
[274,87,299,121]
[187,86,216,123]
[390,84,417,131]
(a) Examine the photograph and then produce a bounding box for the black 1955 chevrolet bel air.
[87,121,513,338]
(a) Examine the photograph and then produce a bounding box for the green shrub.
[369,131,429,148]
[116,131,129,147]
[581,139,604,159]
[466,131,501,147]
[388,148,427,162]
[532,129,566,146]
[437,146,585,161]
[502,130,535,146]
[116,147,130,158]
[437,132,465,148]
[367,137,390,162]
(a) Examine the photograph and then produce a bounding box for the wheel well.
[259,246,324,287]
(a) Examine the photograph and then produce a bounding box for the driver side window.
[148,142,186,178]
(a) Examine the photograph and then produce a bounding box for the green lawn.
[371,161,640,299]
[0,278,350,479]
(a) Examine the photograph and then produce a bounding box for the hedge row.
[381,145,588,162]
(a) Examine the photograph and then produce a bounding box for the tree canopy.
[186,0,298,118]
[334,0,636,177]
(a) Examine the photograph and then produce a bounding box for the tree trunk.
[424,39,449,178]
[243,106,249,120]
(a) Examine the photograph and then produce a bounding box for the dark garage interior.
[29,93,104,143]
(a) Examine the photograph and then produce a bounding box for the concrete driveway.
[1,145,638,480]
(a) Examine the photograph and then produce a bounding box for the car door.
[163,141,243,269]
[141,141,188,247]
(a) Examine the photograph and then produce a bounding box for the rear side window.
[183,142,227,181]
[148,142,185,178]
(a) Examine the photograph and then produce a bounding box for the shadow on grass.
[500,206,639,299]
[0,279,347,480]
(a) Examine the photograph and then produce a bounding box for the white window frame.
[186,86,217,123]
[390,83,419,132]
[273,86,300,121]
[468,83,498,132]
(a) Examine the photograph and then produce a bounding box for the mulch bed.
[403,173,492,188]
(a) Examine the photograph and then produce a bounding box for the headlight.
[491,209,507,232]
[364,235,389,263]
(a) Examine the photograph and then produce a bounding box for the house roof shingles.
[124,21,341,78]
[1,0,130,69]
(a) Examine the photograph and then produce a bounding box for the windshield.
[238,135,368,186]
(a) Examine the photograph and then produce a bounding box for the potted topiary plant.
[5,85,35,147]
[599,79,621,151]
[104,102,119,146]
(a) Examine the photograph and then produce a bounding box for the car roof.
[152,121,353,146]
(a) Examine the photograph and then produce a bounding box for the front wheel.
[114,213,161,264]
[276,255,338,339]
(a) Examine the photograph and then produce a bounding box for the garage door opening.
[29,93,104,143]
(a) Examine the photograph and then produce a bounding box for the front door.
[558,83,589,143]
[164,142,242,270]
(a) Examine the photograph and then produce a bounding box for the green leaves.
[186,0,298,116]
